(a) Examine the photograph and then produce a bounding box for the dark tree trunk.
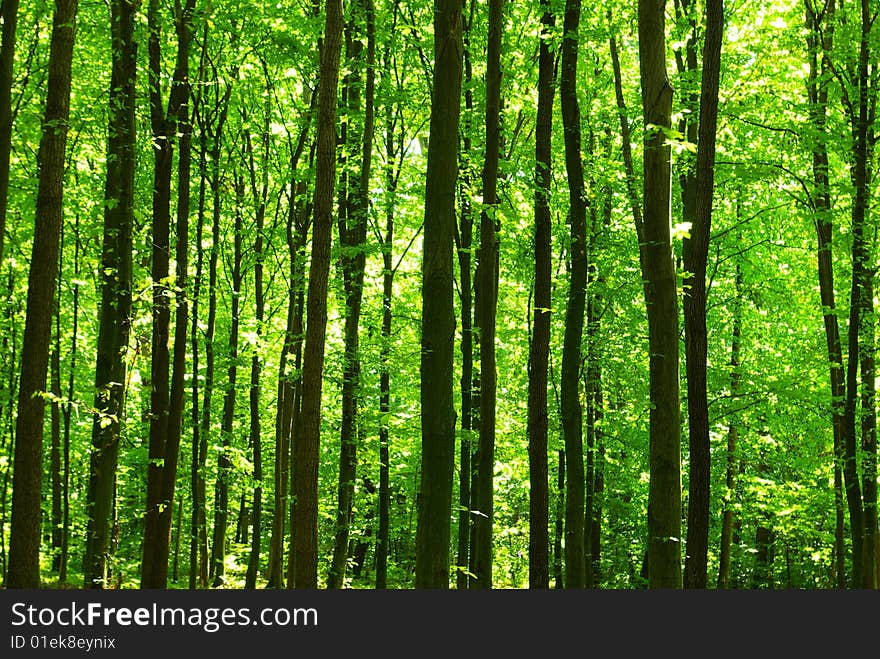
[293,0,344,589]
[682,0,723,591]
[841,0,870,590]
[50,304,62,574]
[559,0,587,590]
[638,0,682,589]
[455,0,476,590]
[59,227,78,585]
[527,0,554,591]
[718,260,743,589]
[375,5,403,585]
[267,89,315,590]
[0,0,20,262]
[197,49,233,588]
[141,0,195,589]
[210,172,243,586]
[415,0,462,589]
[84,0,136,589]
[553,450,565,588]
[804,0,847,590]
[470,0,503,591]
[328,0,374,589]
[244,111,269,590]
[7,0,78,590]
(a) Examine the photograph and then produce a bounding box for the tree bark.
[682,0,723,590]
[527,0,554,591]
[718,259,742,589]
[559,0,587,590]
[455,0,476,590]
[293,0,344,589]
[7,0,78,590]
[638,0,682,589]
[0,0,20,263]
[328,0,374,588]
[471,0,503,590]
[141,0,196,589]
[415,0,462,589]
[84,0,136,588]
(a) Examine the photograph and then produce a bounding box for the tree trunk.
[682,0,723,591]
[553,449,565,588]
[244,115,269,589]
[7,0,78,590]
[0,0,20,263]
[50,303,62,574]
[527,0,554,591]
[718,260,743,589]
[141,0,195,589]
[267,92,315,590]
[559,0,587,590]
[84,0,136,588]
[804,0,847,590]
[197,50,233,588]
[469,0,503,591]
[328,0,374,589]
[210,171,243,586]
[841,0,870,589]
[455,0,476,590]
[415,0,462,589]
[293,0,344,589]
[638,0,682,589]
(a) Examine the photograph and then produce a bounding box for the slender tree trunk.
[470,0,503,590]
[841,0,870,589]
[527,0,554,590]
[328,0,374,588]
[142,0,196,589]
[198,60,233,589]
[245,113,270,589]
[210,172,243,586]
[50,301,62,574]
[267,94,315,590]
[682,0,723,590]
[861,271,877,588]
[455,0,476,589]
[375,10,402,584]
[415,0,462,589]
[7,0,78,589]
[84,0,136,588]
[718,260,743,589]
[553,450,565,588]
[0,0,20,263]
[293,0,344,589]
[60,226,78,585]
[804,0,847,590]
[638,0,682,589]
[559,0,587,590]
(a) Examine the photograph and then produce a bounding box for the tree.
[7,0,79,589]
[83,0,137,589]
[0,0,20,263]
[292,0,344,589]
[328,0,375,589]
[638,0,682,589]
[527,0,554,590]
[141,0,196,589]
[471,0,503,590]
[559,0,587,589]
[681,0,723,590]
[415,0,462,589]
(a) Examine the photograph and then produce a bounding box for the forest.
[0,0,877,591]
